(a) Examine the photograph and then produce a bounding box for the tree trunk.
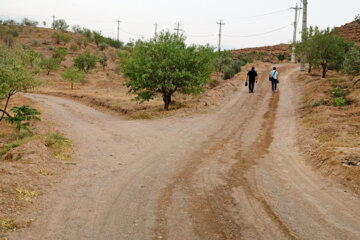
[321,63,327,78]
[47,70,50,75]
[308,64,312,73]
[0,94,12,122]
[163,94,171,110]
[71,82,74,90]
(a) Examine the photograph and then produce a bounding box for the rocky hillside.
[336,20,360,42]
[232,43,292,63]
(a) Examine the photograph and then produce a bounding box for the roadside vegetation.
[296,16,360,194]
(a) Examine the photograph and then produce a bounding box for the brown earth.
[7,64,360,240]
[297,69,360,194]
[0,95,71,239]
[336,21,360,42]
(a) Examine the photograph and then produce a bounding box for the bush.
[99,42,108,51]
[32,39,38,47]
[333,97,347,107]
[21,18,38,27]
[331,86,347,97]
[114,64,122,75]
[42,40,51,45]
[52,19,69,31]
[22,44,30,50]
[5,105,40,133]
[48,45,54,51]
[74,50,98,73]
[70,44,78,52]
[6,29,18,37]
[52,47,67,62]
[223,68,236,80]
[4,35,14,47]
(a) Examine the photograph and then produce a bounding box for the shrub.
[21,18,38,27]
[223,68,236,80]
[333,97,347,107]
[277,53,285,62]
[61,67,85,89]
[99,42,108,51]
[52,47,67,62]
[74,50,98,73]
[32,39,38,47]
[98,53,108,70]
[42,40,51,45]
[22,44,30,50]
[331,86,347,97]
[52,19,69,31]
[114,64,122,75]
[48,45,54,51]
[5,105,40,133]
[39,57,60,75]
[4,35,14,47]
[6,29,18,37]
[70,44,78,52]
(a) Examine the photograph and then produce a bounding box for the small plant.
[98,53,108,70]
[48,45,54,51]
[0,218,16,231]
[32,39,38,47]
[5,105,40,133]
[99,42,108,51]
[42,40,50,45]
[45,132,73,160]
[331,86,347,97]
[16,188,39,202]
[70,44,78,52]
[277,53,285,62]
[333,97,347,107]
[4,35,14,47]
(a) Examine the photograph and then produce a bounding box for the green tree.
[98,53,108,70]
[52,19,69,31]
[297,27,351,77]
[52,47,67,62]
[61,67,85,89]
[343,45,360,86]
[0,46,39,121]
[93,31,105,47]
[355,14,360,24]
[124,31,215,110]
[74,50,98,73]
[39,57,60,75]
[214,51,233,73]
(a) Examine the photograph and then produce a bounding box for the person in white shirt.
[269,67,279,92]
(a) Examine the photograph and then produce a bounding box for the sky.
[0,0,359,50]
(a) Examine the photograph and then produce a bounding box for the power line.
[222,25,291,38]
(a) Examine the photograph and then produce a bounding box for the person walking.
[269,67,279,92]
[246,66,258,93]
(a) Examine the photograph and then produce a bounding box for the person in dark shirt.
[246,66,258,93]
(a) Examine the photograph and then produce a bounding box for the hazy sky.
[0,0,359,49]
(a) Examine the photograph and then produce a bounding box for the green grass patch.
[0,136,34,158]
[45,132,73,160]
[0,218,16,232]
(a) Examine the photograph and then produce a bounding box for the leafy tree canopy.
[124,31,215,110]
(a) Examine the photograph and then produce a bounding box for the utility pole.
[154,22,158,37]
[217,20,225,52]
[116,20,121,41]
[51,15,55,29]
[300,0,308,71]
[291,3,301,63]
[174,22,182,36]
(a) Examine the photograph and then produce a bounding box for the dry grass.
[0,95,70,237]
[298,69,360,194]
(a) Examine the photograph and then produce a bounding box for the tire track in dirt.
[154,67,297,239]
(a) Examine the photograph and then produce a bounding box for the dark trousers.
[249,79,255,92]
[272,79,277,91]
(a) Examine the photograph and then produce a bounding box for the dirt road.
[11,64,360,240]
